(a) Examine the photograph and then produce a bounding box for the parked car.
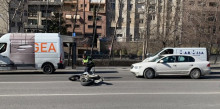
[130,54,210,79]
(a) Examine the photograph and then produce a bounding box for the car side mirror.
[159,60,164,63]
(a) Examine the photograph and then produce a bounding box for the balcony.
[28,0,62,5]
[90,0,106,4]
[64,0,77,4]
[24,24,45,29]
[137,0,145,4]
[138,8,145,13]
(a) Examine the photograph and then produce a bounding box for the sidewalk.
[58,66,130,71]
[0,66,130,73]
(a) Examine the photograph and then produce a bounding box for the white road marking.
[0,80,219,84]
[0,81,70,84]
[1,92,220,97]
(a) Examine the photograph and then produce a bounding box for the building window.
[119,18,124,23]
[168,5,172,12]
[189,1,195,5]
[71,5,75,8]
[88,25,93,28]
[29,12,37,17]
[97,26,102,29]
[116,27,122,29]
[117,34,123,37]
[81,4,87,7]
[149,5,155,11]
[28,19,37,25]
[188,14,194,21]
[66,24,72,28]
[139,19,144,24]
[11,21,15,27]
[75,25,80,28]
[24,10,28,16]
[207,14,216,22]
[213,26,216,34]
[88,16,93,21]
[10,8,15,12]
[90,5,97,11]
[97,16,102,21]
[149,14,155,21]
[158,6,162,13]
[88,16,102,21]
[158,0,162,4]
[208,26,211,33]
[111,3,115,9]
[42,20,46,25]
[17,22,22,27]
[198,1,206,7]
[209,2,218,7]
[129,4,133,11]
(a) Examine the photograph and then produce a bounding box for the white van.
[143,48,208,62]
[0,33,65,74]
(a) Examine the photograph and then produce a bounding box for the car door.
[156,56,177,74]
[175,56,195,74]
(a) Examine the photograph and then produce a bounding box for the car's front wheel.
[144,69,155,79]
[190,69,201,79]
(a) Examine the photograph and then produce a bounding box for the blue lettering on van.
[180,50,204,55]
[193,50,195,54]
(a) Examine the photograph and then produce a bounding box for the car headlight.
[134,66,142,69]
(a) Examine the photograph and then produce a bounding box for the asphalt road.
[0,67,220,109]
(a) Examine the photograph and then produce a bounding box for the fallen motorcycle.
[69,73,104,86]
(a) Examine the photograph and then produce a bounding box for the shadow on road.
[93,81,113,86]
[103,77,122,80]
[135,72,220,79]
[0,71,118,75]
[144,75,220,79]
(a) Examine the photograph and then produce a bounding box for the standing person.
[82,54,95,74]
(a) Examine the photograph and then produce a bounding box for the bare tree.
[0,0,10,33]
[109,0,128,59]
[182,0,220,52]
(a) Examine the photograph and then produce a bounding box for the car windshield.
[149,55,164,62]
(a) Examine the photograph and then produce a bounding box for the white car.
[130,54,211,79]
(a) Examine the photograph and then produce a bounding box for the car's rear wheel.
[190,69,201,79]
[144,69,155,79]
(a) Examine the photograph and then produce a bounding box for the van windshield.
[149,56,164,62]
[0,43,7,53]
[151,50,163,57]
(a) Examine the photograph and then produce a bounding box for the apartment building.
[63,0,106,38]
[8,0,28,33]
[24,0,62,33]
[109,0,183,43]
[182,0,220,45]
